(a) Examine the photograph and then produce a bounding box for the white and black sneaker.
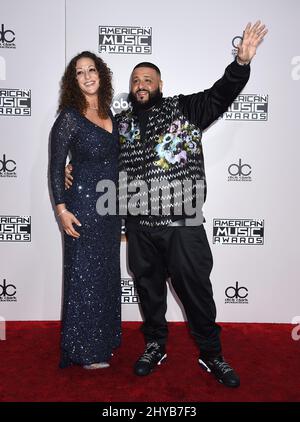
[199,356,240,388]
[134,342,167,376]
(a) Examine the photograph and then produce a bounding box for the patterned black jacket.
[115,60,250,228]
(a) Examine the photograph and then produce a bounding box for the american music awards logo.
[121,278,139,304]
[0,89,31,116]
[213,219,264,245]
[0,216,31,242]
[223,94,268,121]
[99,26,152,54]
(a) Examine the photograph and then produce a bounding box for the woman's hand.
[57,208,82,238]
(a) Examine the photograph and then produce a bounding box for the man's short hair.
[132,62,161,77]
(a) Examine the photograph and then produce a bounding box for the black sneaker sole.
[134,353,167,376]
[198,358,240,388]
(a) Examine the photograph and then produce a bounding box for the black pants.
[127,224,222,358]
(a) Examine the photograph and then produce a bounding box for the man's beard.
[128,88,163,112]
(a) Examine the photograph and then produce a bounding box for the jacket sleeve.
[49,109,78,205]
[178,59,250,130]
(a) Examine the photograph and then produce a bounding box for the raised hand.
[237,21,268,64]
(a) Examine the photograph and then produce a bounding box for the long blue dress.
[50,107,121,367]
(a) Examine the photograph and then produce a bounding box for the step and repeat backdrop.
[1,0,299,322]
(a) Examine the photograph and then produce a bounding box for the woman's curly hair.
[58,51,113,118]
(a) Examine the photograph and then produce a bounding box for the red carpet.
[0,322,299,402]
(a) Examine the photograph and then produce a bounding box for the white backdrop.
[1,0,299,322]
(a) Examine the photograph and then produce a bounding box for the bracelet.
[57,209,68,217]
[236,56,250,66]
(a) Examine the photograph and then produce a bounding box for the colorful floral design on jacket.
[118,115,140,144]
[154,120,200,170]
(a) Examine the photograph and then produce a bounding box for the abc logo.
[0,24,15,43]
[225,282,248,299]
[0,154,16,173]
[232,36,243,49]
[0,279,16,297]
[112,93,130,114]
[228,159,251,177]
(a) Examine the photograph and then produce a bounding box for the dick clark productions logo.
[0,279,17,302]
[0,24,16,49]
[0,154,17,177]
[225,282,248,304]
[228,159,252,182]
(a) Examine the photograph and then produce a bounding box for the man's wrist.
[236,56,250,66]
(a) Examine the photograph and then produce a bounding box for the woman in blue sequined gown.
[50,51,121,369]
